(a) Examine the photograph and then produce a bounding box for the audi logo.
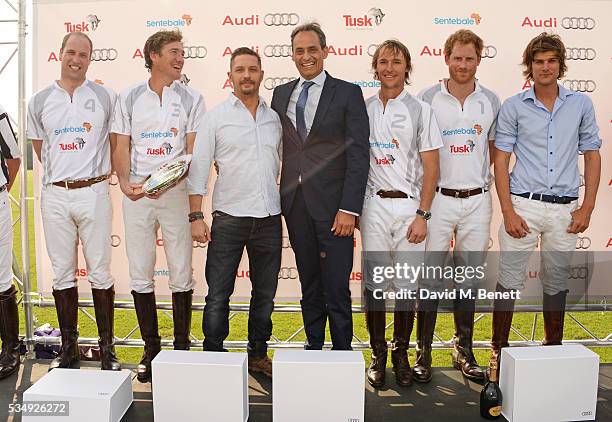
[264,77,296,90]
[561,17,596,30]
[579,174,585,187]
[263,13,299,26]
[481,45,497,59]
[488,237,494,250]
[562,79,596,92]
[576,237,591,249]
[278,267,298,279]
[184,45,207,59]
[264,44,292,57]
[282,235,292,249]
[91,48,117,61]
[565,47,596,61]
[110,234,121,248]
[569,265,588,280]
[367,44,379,57]
[109,173,119,186]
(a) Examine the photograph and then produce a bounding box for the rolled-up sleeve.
[577,96,602,152]
[495,98,518,153]
[187,111,216,196]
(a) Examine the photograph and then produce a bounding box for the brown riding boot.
[132,291,161,383]
[487,284,516,382]
[391,306,415,387]
[542,290,568,346]
[452,297,485,381]
[365,288,387,388]
[413,298,438,383]
[92,287,121,371]
[0,285,21,379]
[172,290,193,350]
[49,286,79,371]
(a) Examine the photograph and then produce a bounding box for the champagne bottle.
[480,365,502,419]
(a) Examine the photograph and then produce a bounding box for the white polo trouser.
[498,194,578,295]
[123,179,193,293]
[360,193,425,292]
[425,190,492,290]
[41,181,114,291]
[0,189,14,292]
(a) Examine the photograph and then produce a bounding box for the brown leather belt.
[436,187,486,198]
[0,184,6,193]
[52,175,108,190]
[377,189,409,199]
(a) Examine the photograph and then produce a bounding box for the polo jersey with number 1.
[419,79,500,189]
[112,80,206,180]
[27,80,116,185]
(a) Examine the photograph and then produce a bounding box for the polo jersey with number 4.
[112,80,206,179]
[27,80,116,185]
[419,79,500,190]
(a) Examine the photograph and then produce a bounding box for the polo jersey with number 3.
[112,80,206,179]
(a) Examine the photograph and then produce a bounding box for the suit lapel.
[307,72,337,142]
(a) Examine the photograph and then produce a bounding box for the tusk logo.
[561,17,595,30]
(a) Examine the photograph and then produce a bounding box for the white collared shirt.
[365,89,443,201]
[187,93,282,218]
[112,79,206,180]
[27,80,116,185]
[419,79,500,189]
[286,70,327,136]
[0,104,20,187]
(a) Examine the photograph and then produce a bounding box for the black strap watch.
[416,209,432,221]
[188,211,204,223]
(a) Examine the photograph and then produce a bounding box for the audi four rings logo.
[367,44,379,56]
[110,235,121,247]
[563,79,596,92]
[278,267,298,279]
[264,44,292,57]
[264,77,297,90]
[569,266,588,280]
[109,173,119,186]
[561,17,595,30]
[576,237,591,249]
[184,45,207,59]
[282,236,292,249]
[566,48,596,60]
[263,13,299,26]
[481,45,497,59]
[91,48,118,61]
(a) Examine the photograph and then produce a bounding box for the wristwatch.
[188,211,204,223]
[416,209,432,221]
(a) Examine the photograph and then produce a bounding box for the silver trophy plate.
[142,154,192,195]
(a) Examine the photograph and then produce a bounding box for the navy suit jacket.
[271,72,370,221]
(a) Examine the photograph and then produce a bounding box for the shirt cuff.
[339,209,360,217]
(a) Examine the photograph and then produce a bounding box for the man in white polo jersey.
[361,40,441,388]
[112,29,205,383]
[417,29,500,382]
[0,104,21,380]
[28,32,120,371]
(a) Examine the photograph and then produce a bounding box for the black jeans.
[202,211,281,357]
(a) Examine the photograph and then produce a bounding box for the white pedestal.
[22,369,132,422]
[152,350,248,422]
[500,345,599,422]
[273,350,365,422]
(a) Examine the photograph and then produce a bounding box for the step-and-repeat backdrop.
[32,0,611,300]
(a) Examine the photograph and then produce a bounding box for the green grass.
[6,172,612,365]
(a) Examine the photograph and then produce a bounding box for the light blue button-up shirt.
[495,84,601,197]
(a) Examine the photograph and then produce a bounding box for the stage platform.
[1,359,610,421]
